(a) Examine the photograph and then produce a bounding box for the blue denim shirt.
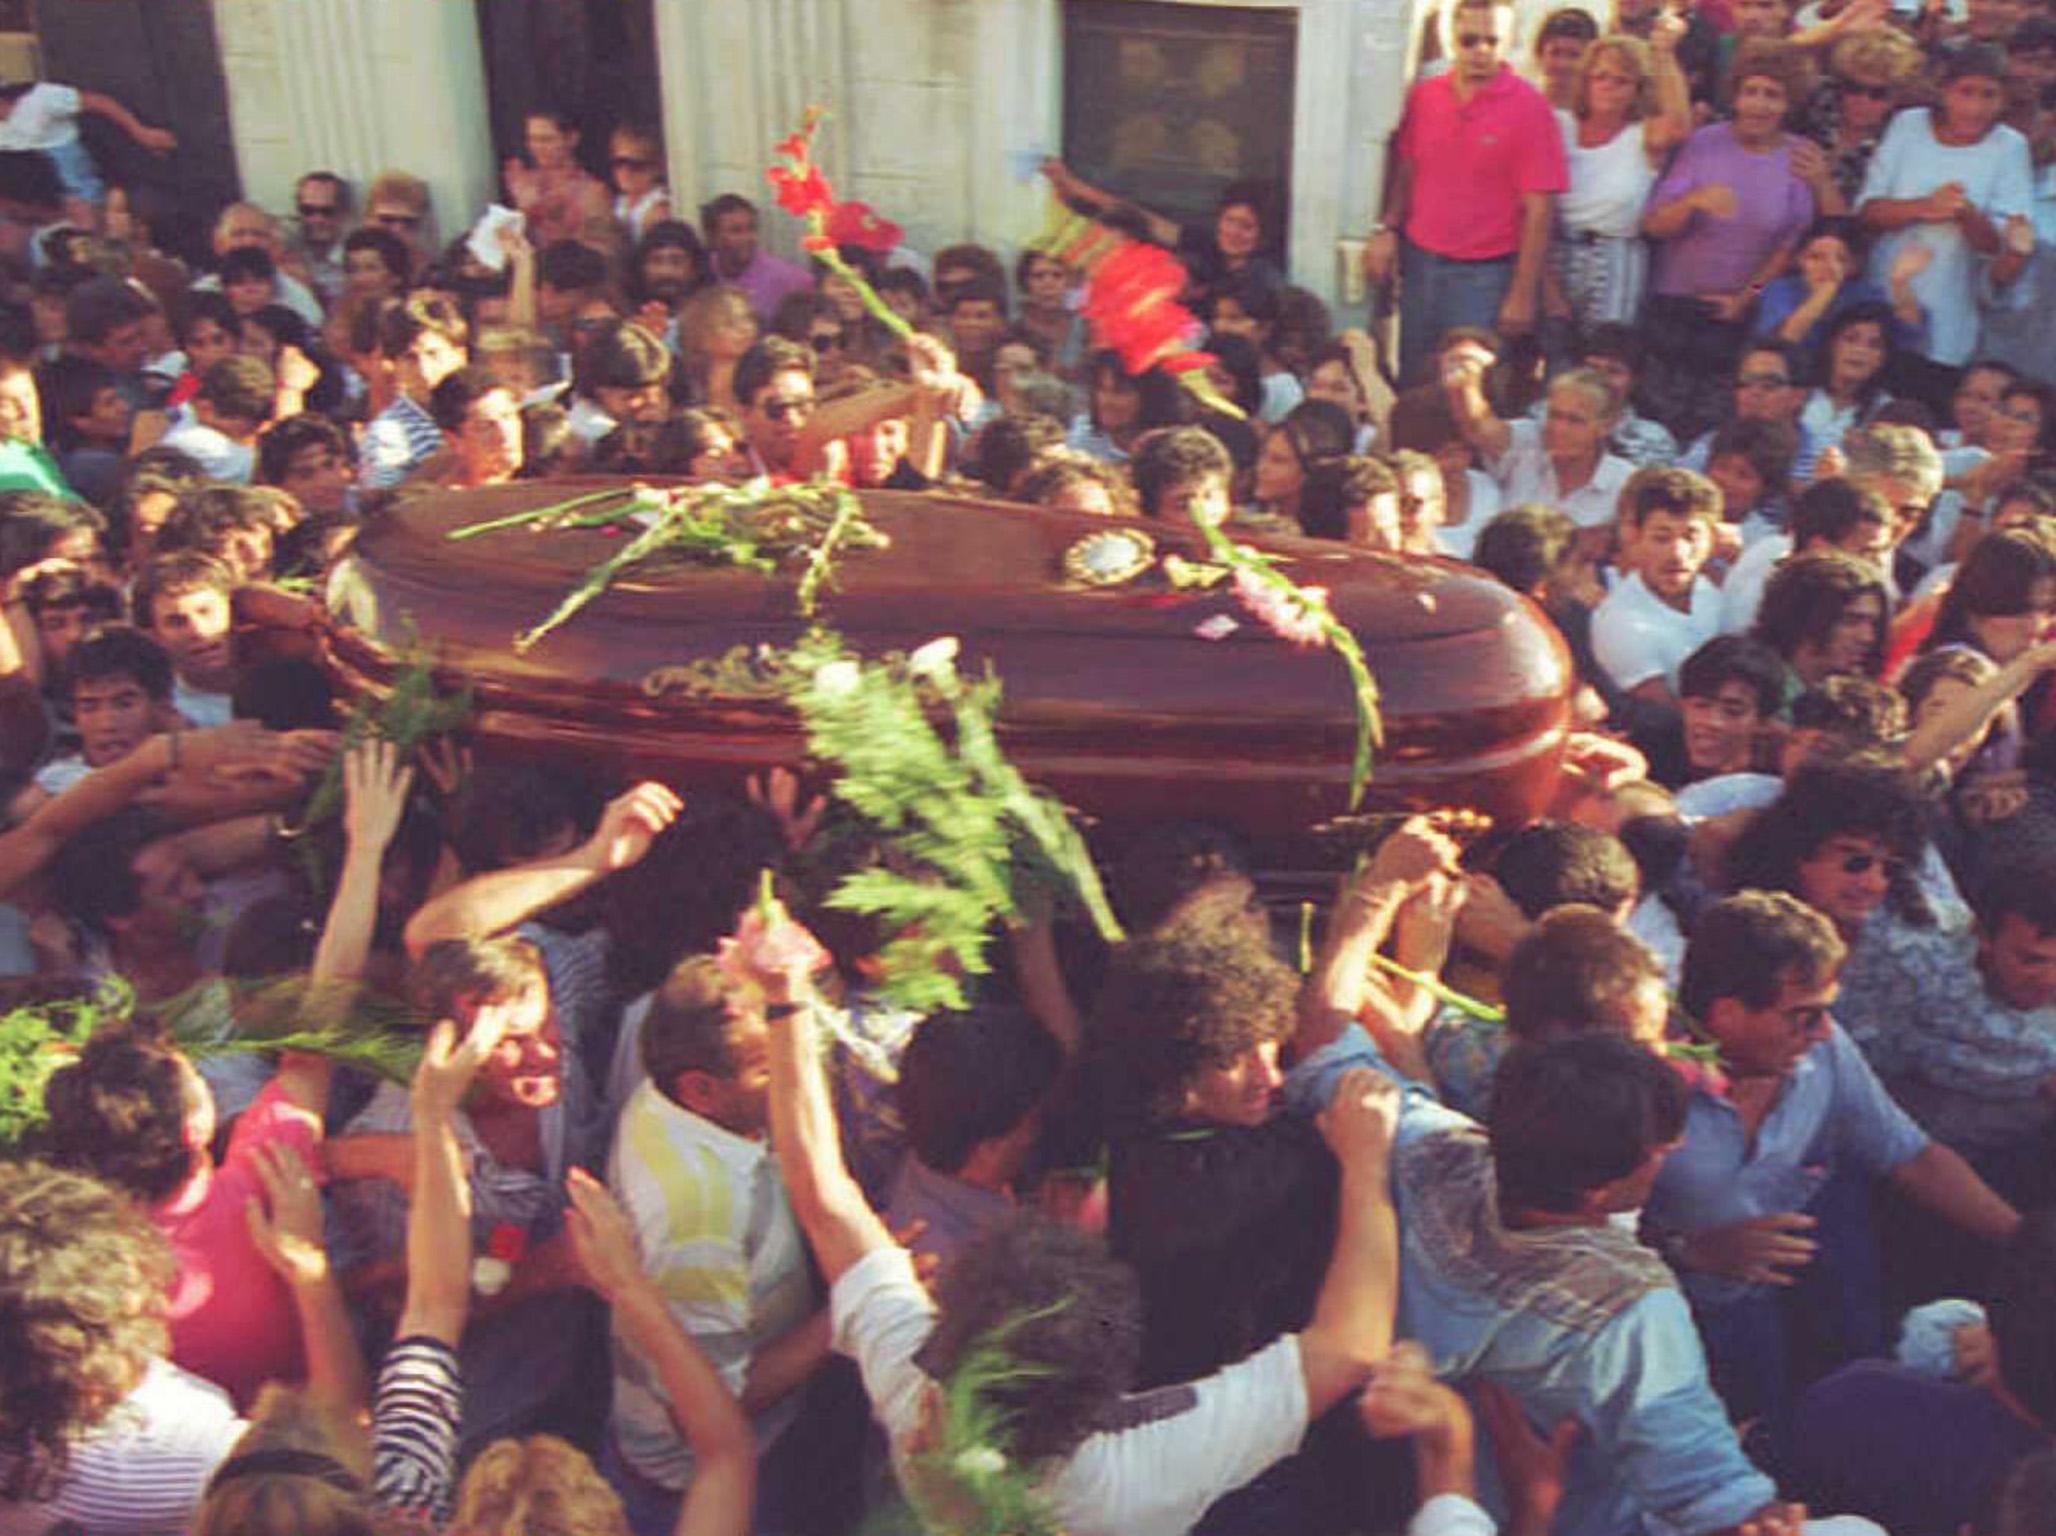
[1287,1025,1774,1536]
[1644,1022,1928,1311]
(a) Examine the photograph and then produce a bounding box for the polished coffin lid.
[324,480,1575,859]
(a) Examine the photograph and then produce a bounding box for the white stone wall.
[208,0,1438,311]
[212,0,495,248]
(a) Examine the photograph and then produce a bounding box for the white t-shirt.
[831,1245,1310,1536]
[155,420,255,484]
[1590,570,1722,693]
[1718,533,1790,636]
[1435,471,1500,562]
[0,83,81,151]
[1487,419,1632,529]
[1859,109,2033,367]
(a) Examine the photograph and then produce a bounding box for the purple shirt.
[1649,123,1815,298]
[723,248,817,320]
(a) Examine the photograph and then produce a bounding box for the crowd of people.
[6,1,2056,1532]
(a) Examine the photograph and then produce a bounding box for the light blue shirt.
[1286,1025,1774,1536]
[1644,1021,1927,1311]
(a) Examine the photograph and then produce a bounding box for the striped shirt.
[607,1081,817,1491]
[0,1358,245,1535]
[372,1335,463,1529]
[361,395,445,490]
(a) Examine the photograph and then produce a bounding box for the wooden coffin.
[321,480,1574,867]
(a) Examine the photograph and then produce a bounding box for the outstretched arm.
[404,780,681,954]
[568,1169,756,1536]
[1039,158,1182,249]
[1297,1067,1401,1414]
[80,89,176,153]
[752,903,895,1286]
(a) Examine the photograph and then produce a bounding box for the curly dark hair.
[1721,755,1934,926]
[0,1161,175,1499]
[1751,549,1888,671]
[1091,888,1298,1128]
[920,1215,1143,1462]
[40,1024,198,1204]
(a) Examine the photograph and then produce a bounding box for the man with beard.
[1593,468,1725,709]
[628,220,707,343]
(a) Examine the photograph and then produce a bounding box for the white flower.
[952,1445,1007,1477]
[812,659,862,699]
[907,636,961,678]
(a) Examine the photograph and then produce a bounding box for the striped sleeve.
[373,1335,463,1526]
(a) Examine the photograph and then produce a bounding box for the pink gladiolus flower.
[1232,567,1330,649]
[718,905,832,991]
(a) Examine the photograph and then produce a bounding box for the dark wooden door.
[36,0,239,265]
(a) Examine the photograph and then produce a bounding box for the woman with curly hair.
[0,1159,340,1532]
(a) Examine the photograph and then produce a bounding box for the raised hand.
[584,781,684,872]
[1317,1065,1401,1169]
[565,1166,649,1304]
[244,1143,330,1287]
[410,1005,515,1122]
[342,736,415,857]
[746,765,827,852]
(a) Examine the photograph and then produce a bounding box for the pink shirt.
[1398,67,1568,260]
[154,1078,322,1407]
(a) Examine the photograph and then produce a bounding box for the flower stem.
[1369,951,1505,1023]
[446,487,629,542]
[812,242,917,344]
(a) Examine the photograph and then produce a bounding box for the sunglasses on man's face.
[297,204,340,220]
[611,156,652,172]
[1458,31,1501,47]
[1839,80,1892,99]
[762,395,815,423]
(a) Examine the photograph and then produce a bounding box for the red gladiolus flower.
[768,163,834,221]
[1078,239,1206,374]
[1159,349,1216,374]
[823,200,903,254]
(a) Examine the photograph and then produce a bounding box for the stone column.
[213,0,494,242]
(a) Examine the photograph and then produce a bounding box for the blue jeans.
[1397,238,1515,386]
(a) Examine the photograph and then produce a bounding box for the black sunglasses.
[763,396,815,422]
[810,332,843,354]
[1458,31,1500,46]
[297,203,340,220]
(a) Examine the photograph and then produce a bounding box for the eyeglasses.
[610,156,652,171]
[375,212,422,230]
[1839,80,1892,99]
[1738,371,1791,389]
[1458,31,1500,46]
[762,395,815,422]
[296,204,340,220]
[1836,851,1902,877]
[810,332,843,354]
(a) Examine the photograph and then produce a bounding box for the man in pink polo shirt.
[1364,0,1567,384]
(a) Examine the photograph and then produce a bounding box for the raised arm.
[1903,639,2056,774]
[312,738,417,984]
[79,89,177,154]
[403,779,681,954]
[1297,1066,1401,1414]
[0,722,327,901]
[1441,342,1512,463]
[1645,16,1693,159]
[245,1142,369,1416]
[752,902,895,1285]
[1297,816,1464,1061]
[394,1012,508,1344]
[568,1170,755,1536]
[1039,158,1182,249]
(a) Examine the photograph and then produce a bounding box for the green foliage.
[783,630,1123,1013]
[0,981,132,1154]
[443,480,888,653]
[0,975,420,1155]
[290,640,472,895]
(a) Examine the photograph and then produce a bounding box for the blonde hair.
[678,283,757,366]
[191,1386,375,1536]
[451,1435,631,1536]
[1829,27,1922,88]
[1573,35,1658,121]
